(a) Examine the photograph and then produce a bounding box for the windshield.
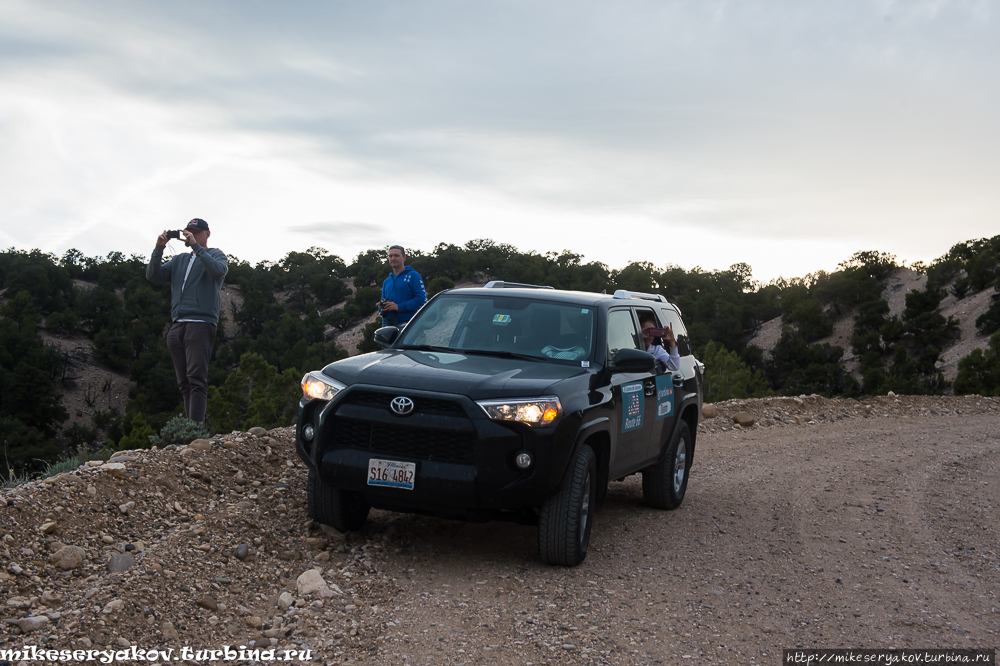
[396,294,596,363]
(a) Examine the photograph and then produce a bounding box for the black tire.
[308,469,371,532]
[538,444,597,566]
[642,420,691,510]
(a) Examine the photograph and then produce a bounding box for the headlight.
[301,371,347,402]
[476,397,561,427]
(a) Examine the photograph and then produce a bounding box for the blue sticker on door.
[654,374,675,420]
[621,381,644,432]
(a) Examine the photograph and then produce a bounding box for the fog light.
[515,452,533,469]
[302,424,315,441]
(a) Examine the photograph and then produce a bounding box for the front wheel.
[642,420,691,510]
[538,444,597,566]
[308,469,371,532]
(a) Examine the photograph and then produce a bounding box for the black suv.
[295,282,703,565]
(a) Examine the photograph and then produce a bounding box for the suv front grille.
[331,417,475,464]
[342,390,467,416]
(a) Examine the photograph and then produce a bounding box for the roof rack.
[612,289,668,303]
[484,281,555,290]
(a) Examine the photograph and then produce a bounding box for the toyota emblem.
[390,396,415,415]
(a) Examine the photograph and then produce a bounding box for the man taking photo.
[378,245,426,327]
[146,218,228,424]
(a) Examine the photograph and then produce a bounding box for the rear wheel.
[538,444,597,566]
[308,469,370,532]
[642,421,691,510]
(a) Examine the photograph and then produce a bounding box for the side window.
[606,309,640,362]
[659,307,690,356]
[634,307,659,349]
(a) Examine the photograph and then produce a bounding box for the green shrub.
[953,331,1000,397]
[357,321,382,354]
[117,412,156,450]
[42,458,81,479]
[207,353,300,433]
[702,341,769,402]
[150,415,209,447]
[343,286,381,321]
[45,309,80,334]
[68,439,111,464]
[427,276,455,298]
[976,300,1000,336]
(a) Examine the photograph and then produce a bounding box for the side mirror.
[373,326,399,348]
[610,348,655,374]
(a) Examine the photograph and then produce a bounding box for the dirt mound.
[0,429,396,662]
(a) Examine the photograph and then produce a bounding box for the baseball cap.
[186,218,210,232]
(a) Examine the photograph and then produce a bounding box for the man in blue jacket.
[146,218,228,424]
[379,245,427,327]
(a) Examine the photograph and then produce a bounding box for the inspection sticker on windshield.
[367,459,415,490]
[492,314,512,326]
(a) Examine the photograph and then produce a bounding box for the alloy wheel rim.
[673,438,687,493]
[580,469,591,545]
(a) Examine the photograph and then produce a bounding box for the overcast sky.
[1,1,997,283]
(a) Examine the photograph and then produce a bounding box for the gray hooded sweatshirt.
[146,243,229,324]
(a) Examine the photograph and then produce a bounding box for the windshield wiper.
[396,344,461,353]
[461,349,547,362]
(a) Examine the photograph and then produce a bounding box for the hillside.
[749,266,998,383]
[3,240,999,475]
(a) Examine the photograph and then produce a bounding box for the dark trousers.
[166,321,217,423]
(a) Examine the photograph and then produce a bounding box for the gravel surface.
[2,396,998,664]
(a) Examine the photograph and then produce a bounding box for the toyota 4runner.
[295,282,704,566]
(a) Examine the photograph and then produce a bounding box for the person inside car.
[638,312,680,373]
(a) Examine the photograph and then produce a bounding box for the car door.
[606,308,658,473]
[641,307,680,464]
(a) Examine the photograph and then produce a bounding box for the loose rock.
[161,621,179,640]
[197,595,219,612]
[100,462,126,478]
[296,568,330,596]
[48,545,84,570]
[102,599,125,614]
[107,554,135,573]
[189,439,212,451]
[16,616,50,633]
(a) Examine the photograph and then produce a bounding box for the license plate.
[367,458,416,490]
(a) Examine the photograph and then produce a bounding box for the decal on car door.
[621,381,644,432]
[654,374,675,420]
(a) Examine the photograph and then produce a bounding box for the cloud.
[287,221,386,245]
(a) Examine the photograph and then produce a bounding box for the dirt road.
[365,409,999,664]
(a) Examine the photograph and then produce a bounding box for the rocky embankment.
[0,428,396,662]
[696,392,1000,433]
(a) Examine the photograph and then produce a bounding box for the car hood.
[321,349,587,400]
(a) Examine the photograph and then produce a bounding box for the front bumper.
[295,385,579,516]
